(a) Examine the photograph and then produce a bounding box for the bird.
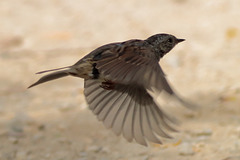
[29,33,193,146]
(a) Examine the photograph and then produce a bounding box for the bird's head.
[146,33,185,59]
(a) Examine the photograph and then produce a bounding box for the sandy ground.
[1,0,240,160]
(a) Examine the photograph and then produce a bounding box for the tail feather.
[36,66,71,74]
[28,70,69,88]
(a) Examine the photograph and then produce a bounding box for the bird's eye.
[167,38,173,43]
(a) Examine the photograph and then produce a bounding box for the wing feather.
[93,44,175,95]
[84,80,177,145]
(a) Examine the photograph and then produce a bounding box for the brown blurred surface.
[0,0,240,160]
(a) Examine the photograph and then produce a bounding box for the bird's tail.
[28,66,71,88]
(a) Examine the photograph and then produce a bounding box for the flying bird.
[29,33,193,146]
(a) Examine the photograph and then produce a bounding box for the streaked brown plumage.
[29,33,194,146]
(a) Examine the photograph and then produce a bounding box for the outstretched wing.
[84,79,177,146]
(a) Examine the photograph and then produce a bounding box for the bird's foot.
[100,81,115,90]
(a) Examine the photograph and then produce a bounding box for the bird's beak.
[177,38,185,43]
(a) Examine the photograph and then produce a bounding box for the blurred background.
[0,0,240,160]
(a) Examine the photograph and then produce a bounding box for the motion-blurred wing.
[84,79,177,146]
[91,40,175,95]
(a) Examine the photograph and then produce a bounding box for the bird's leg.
[100,80,115,90]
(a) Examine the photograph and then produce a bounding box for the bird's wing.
[84,79,177,146]
[87,40,175,95]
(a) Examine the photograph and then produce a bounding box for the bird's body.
[29,33,191,146]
